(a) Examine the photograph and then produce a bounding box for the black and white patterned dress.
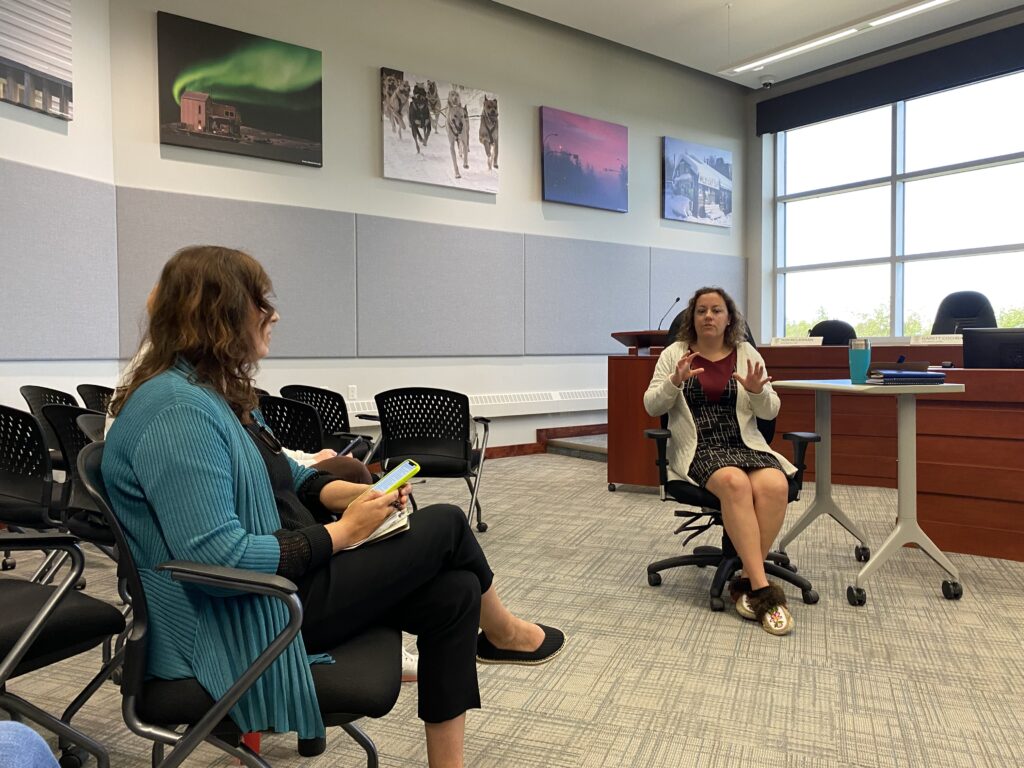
[683,353,782,488]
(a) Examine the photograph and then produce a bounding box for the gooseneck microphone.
[657,297,681,331]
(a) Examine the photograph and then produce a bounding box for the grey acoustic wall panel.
[116,188,356,358]
[525,235,649,355]
[650,248,747,332]
[0,159,118,359]
[356,215,524,356]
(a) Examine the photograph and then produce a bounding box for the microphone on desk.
[657,297,681,331]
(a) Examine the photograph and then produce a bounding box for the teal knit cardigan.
[102,361,326,739]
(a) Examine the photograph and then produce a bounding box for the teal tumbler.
[849,338,871,384]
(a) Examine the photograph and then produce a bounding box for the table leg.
[779,390,871,552]
[854,393,959,588]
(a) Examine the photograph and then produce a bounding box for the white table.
[772,379,966,605]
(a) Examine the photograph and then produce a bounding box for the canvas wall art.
[0,0,73,120]
[540,107,627,213]
[157,12,322,167]
[381,67,499,194]
[663,137,733,227]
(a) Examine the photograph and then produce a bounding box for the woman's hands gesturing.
[732,360,771,394]
[669,351,705,388]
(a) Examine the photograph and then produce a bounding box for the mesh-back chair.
[76,384,115,414]
[254,387,271,397]
[367,388,490,532]
[77,412,107,444]
[645,416,821,610]
[931,291,997,334]
[0,529,126,768]
[42,405,117,555]
[280,385,371,461]
[0,404,64,578]
[78,442,402,768]
[258,394,326,455]
[809,319,857,346]
[20,386,78,471]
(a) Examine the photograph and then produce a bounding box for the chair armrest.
[782,431,820,489]
[0,530,79,549]
[356,413,380,422]
[644,428,670,440]
[643,429,671,489]
[157,561,298,597]
[473,416,491,424]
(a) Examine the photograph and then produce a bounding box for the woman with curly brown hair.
[644,287,798,636]
[103,246,564,767]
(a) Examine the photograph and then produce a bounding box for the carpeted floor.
[5,452,1023,767]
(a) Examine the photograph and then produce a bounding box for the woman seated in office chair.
[103,245,565,768]
[644,286,797,636]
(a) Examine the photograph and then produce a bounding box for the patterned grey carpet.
[6,452,1024,767]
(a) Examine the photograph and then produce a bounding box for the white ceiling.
[492,0,1023,89]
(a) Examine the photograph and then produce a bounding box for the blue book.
[868,369,946,384]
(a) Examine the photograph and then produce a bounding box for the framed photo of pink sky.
[540,106,628,212]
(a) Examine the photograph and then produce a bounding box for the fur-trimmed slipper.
[476,625,566,666]
[747,584,794,636]
[729,577,757,620]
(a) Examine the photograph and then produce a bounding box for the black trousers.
[297,504,494,723]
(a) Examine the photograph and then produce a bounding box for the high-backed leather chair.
[931,291,996,334]
[809,319,857,345]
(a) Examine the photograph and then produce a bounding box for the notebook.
[868,369,946,385]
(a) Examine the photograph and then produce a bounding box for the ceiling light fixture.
[725,0,961,77]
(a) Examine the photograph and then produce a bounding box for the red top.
[693,349,737,404]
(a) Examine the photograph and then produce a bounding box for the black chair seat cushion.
[0,578,126,677]
[665,473,800,510]
[382,449,480,477]
[138,626,402,728]
[64,510,117,546]
[0,499,51,526]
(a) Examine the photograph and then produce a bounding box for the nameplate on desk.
[770,337,823,346]
[910,334,962,345]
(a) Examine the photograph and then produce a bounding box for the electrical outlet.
[347,384,357,400]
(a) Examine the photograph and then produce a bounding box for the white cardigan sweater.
[643,341,796,483]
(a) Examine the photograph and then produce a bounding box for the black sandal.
[476,625,566,665]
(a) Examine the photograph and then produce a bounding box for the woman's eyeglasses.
[245,422,282,454]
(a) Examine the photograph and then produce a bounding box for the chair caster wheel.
[1,558,15,571]
[941,580,963,600]
[785,562,798,574]
[608,483,616,491]
[59,747,87,768]
[802,589,819,605]
[74,576,87,591]
[647,572,661,587]
[855,545,871,562]
[709,596,725,612]
[476,521,488,533]
[847,586,867,606]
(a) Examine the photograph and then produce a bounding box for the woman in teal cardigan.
[103,246,565,767]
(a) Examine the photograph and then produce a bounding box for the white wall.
[2,0,748,446]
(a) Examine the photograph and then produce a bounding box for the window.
[776,71,1024,337]
[0,77,6,100]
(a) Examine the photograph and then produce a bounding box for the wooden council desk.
[607,344,1024,562]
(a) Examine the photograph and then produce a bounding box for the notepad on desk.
[868,369,947,385]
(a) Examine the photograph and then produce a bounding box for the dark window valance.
[756,21,1024,136]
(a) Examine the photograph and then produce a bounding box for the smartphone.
[369,459,420,495]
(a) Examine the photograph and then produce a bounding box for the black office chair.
[20,385,78,471]
[809,319,857,345]
[363,388,490,532]
[645,416,820,611]
[258,394,328,455]
[931,291,997,334]
[76,384,115,414]
[0,529,126,768]
[78,442,402,768]
[280,385,371,461]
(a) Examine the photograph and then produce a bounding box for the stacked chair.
[280,385,372,461]
[76,384,115,414]
[19,385,78,471]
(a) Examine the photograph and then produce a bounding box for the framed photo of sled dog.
[540,107,628,213]
[380,67,499,194]
[662,137,733,228]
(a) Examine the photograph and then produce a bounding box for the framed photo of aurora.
[540,107,628,212]
[156,12,322,167]
[662,137,733,227]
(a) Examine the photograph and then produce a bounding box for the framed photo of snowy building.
[381,67,499,194]
[662,137,733,227]
[0,0,73,120]
[157,12,322,167]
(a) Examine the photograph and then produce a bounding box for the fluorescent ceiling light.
[732,28,858,73]
[869,0,956,28]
